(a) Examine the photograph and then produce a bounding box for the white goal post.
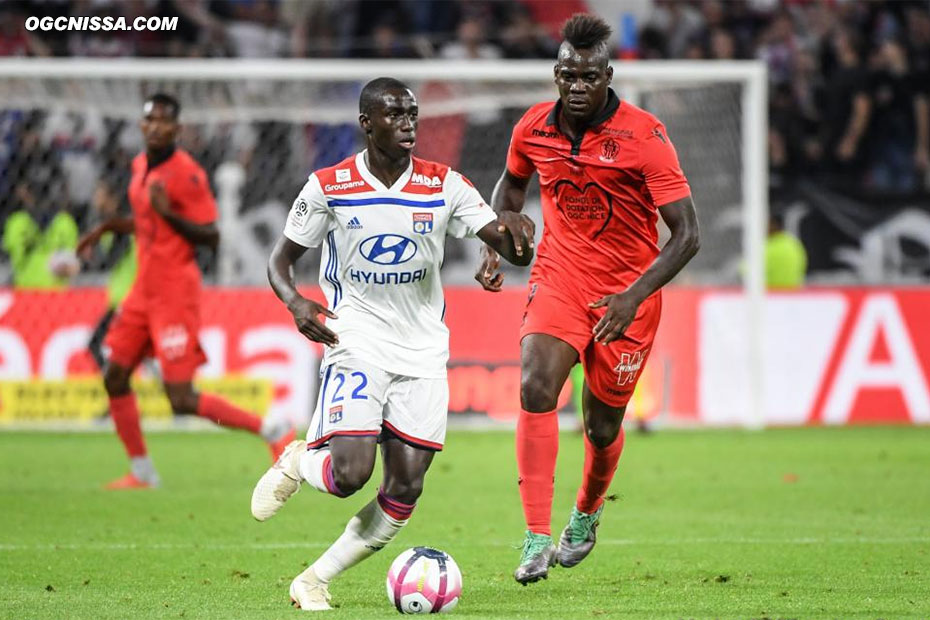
[0,58,768,427]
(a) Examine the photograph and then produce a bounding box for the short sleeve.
[445,170,496,239]
[640,122,691,208]
[283,174,331,248]
[506,116,535,179]
[173,164,218,224]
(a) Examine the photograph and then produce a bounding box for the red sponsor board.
[1,287,928,426]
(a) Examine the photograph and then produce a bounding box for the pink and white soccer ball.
[386,547,462,614]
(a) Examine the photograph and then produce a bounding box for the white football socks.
[310,499,407,583]
[299,447,340,494]
[129,456,160,486]
[258,416,290,443]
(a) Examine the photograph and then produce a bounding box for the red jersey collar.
[545,88,621,130]
[145,145,177,172]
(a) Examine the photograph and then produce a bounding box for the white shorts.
[306,358,449,452]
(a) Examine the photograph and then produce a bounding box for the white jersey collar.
[355,150,413,193]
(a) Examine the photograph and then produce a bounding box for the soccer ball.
[386,547,462,614]
[48,250,80,278]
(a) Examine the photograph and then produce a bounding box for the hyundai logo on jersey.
[359,234,418,265]
[413,213,433,234]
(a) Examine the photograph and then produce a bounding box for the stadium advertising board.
[0,288,927,427]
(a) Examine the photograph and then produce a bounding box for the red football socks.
[109,393,147,458]
[576,427,625,514]
[516,409,559,536]
[196,393,262,434]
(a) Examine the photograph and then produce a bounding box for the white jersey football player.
[251,77,535,611]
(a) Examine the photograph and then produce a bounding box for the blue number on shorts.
[350,372,369,400]
[331,373,346,403]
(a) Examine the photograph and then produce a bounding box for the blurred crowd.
[2,0,930,288]
[3,1,929,192]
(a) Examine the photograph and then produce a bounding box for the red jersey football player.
[476,15,700,584]
[77,93,294,489]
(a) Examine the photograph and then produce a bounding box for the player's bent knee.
[586,422,622,449]
[382,478,424,505]
[166,391,198,415]
[521,374,560,412]
[331,462,372,496]
[103,365,131,396]
[585,404,626,448]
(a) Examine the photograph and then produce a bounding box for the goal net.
[0,59,767,427]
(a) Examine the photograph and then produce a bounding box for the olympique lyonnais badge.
[328,405,343,424]
[412,213,434,235]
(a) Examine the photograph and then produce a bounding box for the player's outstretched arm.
[76,216,134,259]
[267,235,339,347]
[591,196,700,344]
[476,216,535,267]
[475,171,533,291]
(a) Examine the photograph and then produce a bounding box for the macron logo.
[411,172,442,187]
[347,216,363,230]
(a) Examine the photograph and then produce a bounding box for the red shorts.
[104,286,207,383]
[519,281,661,408]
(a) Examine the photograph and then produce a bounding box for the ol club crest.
[413,213,433,235]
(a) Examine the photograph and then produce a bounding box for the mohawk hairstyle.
[359,77,411,115]
[561,13,612,50]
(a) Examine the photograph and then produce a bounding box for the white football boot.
[250,439,305,521]
[290,567,333,611]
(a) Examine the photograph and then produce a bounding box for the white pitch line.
[1,538,929,552]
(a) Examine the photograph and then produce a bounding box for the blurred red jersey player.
[78,93,294,489]
[476,14,700,583]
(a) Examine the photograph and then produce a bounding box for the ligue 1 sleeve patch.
[291,198,308,222]
[412,213,433,235]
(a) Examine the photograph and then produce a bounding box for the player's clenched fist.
[475,245,504,292]
[589,290,644,345]
[287,297,339,346]
[476,212,535,292]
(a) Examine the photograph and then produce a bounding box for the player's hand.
[589,291,643,345]
[496,212,535,258]
[76,229,102,260]
[836,136,856,161]
[475,245,504,292]
[288,297,339,346]
[148,180,172,217]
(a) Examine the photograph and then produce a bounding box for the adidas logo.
[347,216,363,230]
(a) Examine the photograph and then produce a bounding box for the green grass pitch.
[1,427,928,619]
